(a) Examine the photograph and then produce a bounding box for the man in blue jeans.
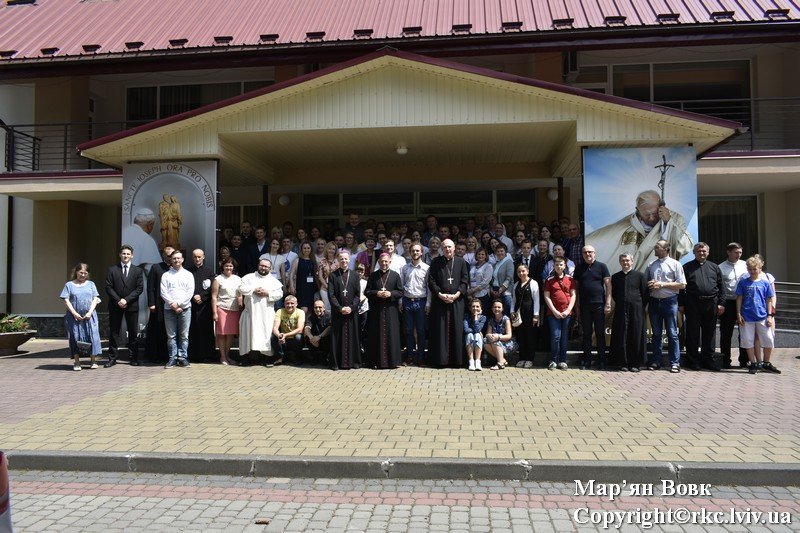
[645,240,686,373]
[401,243,431,366]
[159,250,195,368]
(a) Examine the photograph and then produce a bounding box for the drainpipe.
[5,196,13,314]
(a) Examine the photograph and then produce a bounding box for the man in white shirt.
[383,240,407,275]
[646,240,687,373]
[159,250,195,368]
[401,243,431,366]
[718,242,748,368]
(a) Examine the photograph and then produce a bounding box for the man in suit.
[105,245,144,367]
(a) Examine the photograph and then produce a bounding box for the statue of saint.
[158,194,182,250]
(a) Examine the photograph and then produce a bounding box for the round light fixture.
[278,195,290,206]
[546,188,559,201]
[396,144,408,155]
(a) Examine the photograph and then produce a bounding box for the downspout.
[5,196,13,314]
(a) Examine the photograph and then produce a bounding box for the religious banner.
[583,147,698,277]
[121,161,217,267]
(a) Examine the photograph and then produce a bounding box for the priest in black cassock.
[365,253,404,369]
[145,245,174,363]
[427,239,470,367]
[610,253,649,371]
[188,248,216,363]
[328,250,362,370]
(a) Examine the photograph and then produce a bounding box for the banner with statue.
[121,161,218,267]
[583,147,698,277]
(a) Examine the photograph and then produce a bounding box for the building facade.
[0,0,798,321]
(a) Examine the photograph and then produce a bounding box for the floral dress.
[60,281,102,356]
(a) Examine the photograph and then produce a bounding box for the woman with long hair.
[211,258,242,365]
[289,241,318,313]
[60,263,102,370]
[513,263,540,368]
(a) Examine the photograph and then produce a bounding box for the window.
[126,80,274,122]
[343,192,414,218]
[698,196,758,264]
[419,191,492,216]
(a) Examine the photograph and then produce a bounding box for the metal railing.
[655,96,800,152]
[1,97,800,173]
[775,281,800,331]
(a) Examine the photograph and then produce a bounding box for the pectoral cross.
[447,275,454,284]
[342,288,348,296]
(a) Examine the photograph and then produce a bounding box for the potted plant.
[0,314,36,355]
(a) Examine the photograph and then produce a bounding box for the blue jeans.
[164,306,191,362]
[648,295,680,366]
[465,332,484,350]
[403,297,427,363]
[548,315,572,364]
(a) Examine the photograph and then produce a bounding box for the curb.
[6,451,800,486]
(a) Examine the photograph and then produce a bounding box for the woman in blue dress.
[60,263,102,371]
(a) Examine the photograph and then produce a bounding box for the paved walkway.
[1,340,799,464]
[8,471,800,532]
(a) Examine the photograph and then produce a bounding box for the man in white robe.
[238,258,283,363]
[587,190,693,276]
[121,208,162,266]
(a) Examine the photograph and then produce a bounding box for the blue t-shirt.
[735,277,774,322]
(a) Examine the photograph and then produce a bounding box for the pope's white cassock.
[587,209,693,276]
[121,223,162,266]
[238,271,283,355]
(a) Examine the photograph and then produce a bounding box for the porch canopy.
[78,50,740,194]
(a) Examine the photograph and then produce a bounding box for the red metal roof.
[0,0,797,62]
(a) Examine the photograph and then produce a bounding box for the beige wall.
[33,77,91,171]
[11,200,120,315]
[784,188,800,283]
[761,192,788,282]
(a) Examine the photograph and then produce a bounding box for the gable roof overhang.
[78,50,741,188]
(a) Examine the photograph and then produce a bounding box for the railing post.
[63,124,69,170]
[7,126,15,172]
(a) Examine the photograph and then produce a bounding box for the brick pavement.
[1,340,799,463]
[7,471,800,532]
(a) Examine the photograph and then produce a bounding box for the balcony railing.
[654,96,800,152]
[2,97,800,173]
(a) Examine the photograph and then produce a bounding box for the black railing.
[1,97,800,173]
[655,97,800,152]
[775,281,800,331]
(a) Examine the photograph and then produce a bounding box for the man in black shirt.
[305,299,332,366]
[679,242,724,371]
[574,245,612,370]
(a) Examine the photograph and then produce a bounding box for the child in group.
[543,257,576,370]
[464,298,487,371]
[483,299,515,370]
[736,256,777,374]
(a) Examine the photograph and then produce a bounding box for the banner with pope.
[583,147,698,277]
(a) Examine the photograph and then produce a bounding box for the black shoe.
[619,367,628,372]
[748,362,758,374]
[690,363,701,371]
[104,360,116,368]
[598,362,606,371]
[648,364,660,371]
[761,362,781,374]
[722,361,733,369]
[130,360,140,366]
[707,361,721,372]
[165,359,177,369]
[177,358,190,367]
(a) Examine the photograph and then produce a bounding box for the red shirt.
[544,275,575,316]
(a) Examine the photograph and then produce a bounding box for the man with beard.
[427,239,470,367]
[328,250,362,370]
[187,248,215,363]
[145,245,174,363]
[238,258,284,365]
[365,253,404,369]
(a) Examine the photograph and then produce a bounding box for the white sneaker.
[468,360,476,371]
[548,362,556,370]
[558,362,568,370]
[475,360,482,371]
[524,361,534,369]
[73,364,81,371]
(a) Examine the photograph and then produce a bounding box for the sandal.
[490,363,506,370]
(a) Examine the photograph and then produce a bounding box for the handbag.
[510,312,522,327]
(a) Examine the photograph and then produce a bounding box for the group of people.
[60,212,779,375]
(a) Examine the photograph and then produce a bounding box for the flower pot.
[0,330,37,355]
